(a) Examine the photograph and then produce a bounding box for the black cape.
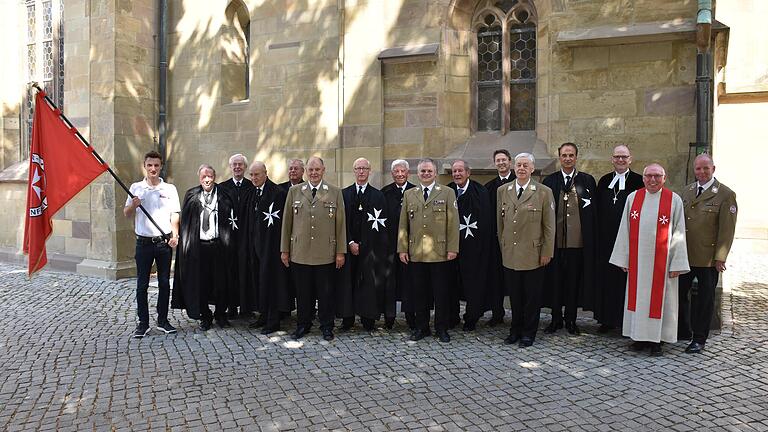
[239,178,294,314]
[448,180,492,314]
[593,170,643,324]
[337,184,390,320]
[218,177,254,311]
[381,181,416,314]
[278,180,304,193]
[484,175,514,309]
[542,171,598,312]
[171,184,236,320]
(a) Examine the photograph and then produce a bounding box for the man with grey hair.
[610,163,689,356]
[497,152,555,347]
[339,157,391,331]
[398,158,460,343]
[280,158,306,192]
[382,159,417,329]
[220,153,254,319]
[172,163,238,331]
[448,159,492,331]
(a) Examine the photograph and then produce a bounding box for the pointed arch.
[222,0,250,103]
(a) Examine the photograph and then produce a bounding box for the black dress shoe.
[504,334,521,345]
[384,317,395,329]
[462,322,476,332]
[486,316,504,327]
[519,337,534,348]
[630,341,648,351]
[685,341,705,354]
[437,330,450,343]
[544,321,563,334]
[409,329,431,341]
[226,310,238,320]
[598,324,616,333]
[361,318,375,332]
[261,325,279,335]
[565,322,580,335]
[292,326,310,340]
[340,318,354,331]
[249,318,267,329]
[649,342,663,357]
[322,328,335,341]
[200,320,212,331]
[216,318,232,328]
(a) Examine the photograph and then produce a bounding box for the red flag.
[23,91,108,276]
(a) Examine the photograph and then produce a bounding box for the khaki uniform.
[497,181,555,271]
[280,182,347,265]
[681,180,737,267]
[397,184,460,261]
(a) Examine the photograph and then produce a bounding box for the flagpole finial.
[29,81,42,92]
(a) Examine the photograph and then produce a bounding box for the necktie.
[311,187,317,199]
[697,186,703,197]
[202,191,213,232]
[564,175,572,192]
[517,187,523,199]
[358,185,364,201]
[236,181,241,187]
[457,187,464,198]
[423,187,429,201]
[255,187,262,204]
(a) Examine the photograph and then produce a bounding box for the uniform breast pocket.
[432,205,446,221]
[292,201,303,214]
[323,201,337,218]
[704,205,720,217]
[528,207,542,221]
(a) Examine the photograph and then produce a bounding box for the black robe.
[448,180,492,320]
[338,184,390,320]
[542,171,598,312]
[171,184,236,320]
[484,175,514,312]
[593,169,644,326]
[218,177,254,311]
[381,181,416,314]
[239,178,294,315]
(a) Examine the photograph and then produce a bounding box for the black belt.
[136,235,166,245]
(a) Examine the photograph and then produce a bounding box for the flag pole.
[30,82,172,241]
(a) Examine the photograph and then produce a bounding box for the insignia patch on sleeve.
[551,202,555,210]
[730,205,737,214]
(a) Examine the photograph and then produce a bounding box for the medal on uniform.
[409,209,414,219]
[358,204,363,211]
[563,194,568,201]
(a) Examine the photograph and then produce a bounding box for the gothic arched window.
[222,0,250,103]
[472,0,537,133]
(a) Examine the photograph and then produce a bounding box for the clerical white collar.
[608,170,629,190]
[499,173,511,181]
[421,181,436,191]
[355,183,368,193]
[515,179,531,191]
[561,169,577,181]
[698,177,716,191]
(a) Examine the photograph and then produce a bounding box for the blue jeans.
[135,241,172,325]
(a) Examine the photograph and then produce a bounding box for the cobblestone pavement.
[1,239,766,431]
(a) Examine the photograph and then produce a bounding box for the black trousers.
[600,261,628,328]
[410,261,451,333]
[505,266,544,339]
[678,266,719,344]
[199,240,226,321]
[488,245,506,319]
[551,248,583,323]
[135,240,172,325]
[292,262,335,331]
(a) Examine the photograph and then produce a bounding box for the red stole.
[627,187,673,319]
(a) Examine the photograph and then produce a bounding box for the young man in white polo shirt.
[123,151,181,338]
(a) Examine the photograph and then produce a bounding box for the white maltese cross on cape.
[459,214,478,238]
[367,208,386,231]
[262,202,281,227]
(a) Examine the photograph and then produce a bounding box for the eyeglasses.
[612,155,630,159]
[353,167,370,171]
[643,174,664,179]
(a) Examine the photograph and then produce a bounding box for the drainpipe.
[158,0,169,178]
[694,0,713,155]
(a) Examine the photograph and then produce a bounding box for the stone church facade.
[0,0,765,278]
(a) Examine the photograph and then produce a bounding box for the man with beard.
[497,153,554,348]
[448,159,492,331]
[542,142,598,336]
[219,153,254,319]
[339,158,390,331]
[594,145,644,333]
[484,149,514,326]
[240,161,293,335]
[281,156,347,341]
[678,154,737,354]
[279,159,306,192]
[381,159,417,329]
[172,164,237,330]
[610,163,689,356]
[398,158,460,343]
